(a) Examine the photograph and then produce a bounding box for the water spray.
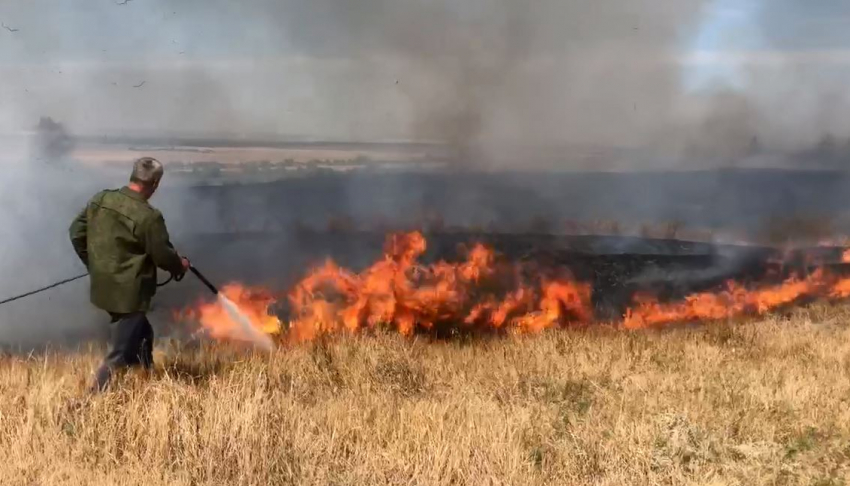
[189,265,274,351]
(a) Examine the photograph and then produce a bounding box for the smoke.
[3,1,850,165]
[248,0,712,166]
[665,0,850,163]
[31,116,75,163]
[3,1,850,349]
[0,157,114,350]
[1,1,709,161]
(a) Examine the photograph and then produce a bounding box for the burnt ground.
[159,168,850,240]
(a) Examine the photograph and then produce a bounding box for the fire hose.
[0,265,218,307]
[189,266,219,295]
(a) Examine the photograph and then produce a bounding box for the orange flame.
[623,270,824,329]
[283,232,593,341]
[176,284,281,342]
[177,233,850,344]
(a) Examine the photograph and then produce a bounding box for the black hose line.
[0,273,89,306]
[0,271,180,307]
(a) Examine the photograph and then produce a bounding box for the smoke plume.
[3,1,850,166]
[272,0,711,166]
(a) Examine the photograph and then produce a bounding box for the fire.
[177,231,850,344]
[623,271,825,329]
[176,284,281,343]
[285,232,592,341]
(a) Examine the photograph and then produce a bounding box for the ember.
[177,231,850,344]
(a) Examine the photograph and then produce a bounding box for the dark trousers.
[92,312,154,392]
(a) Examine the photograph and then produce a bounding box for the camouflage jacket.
[69,187,184,314]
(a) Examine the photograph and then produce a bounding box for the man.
[69,157,190,391]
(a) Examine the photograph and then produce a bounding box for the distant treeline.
[168,155,374,168]
[162,157,447,184]
[76,134,445,153]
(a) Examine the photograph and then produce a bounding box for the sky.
[685,0,850,89]
[1,0,850,150]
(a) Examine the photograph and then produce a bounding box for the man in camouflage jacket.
[69,157,189,391]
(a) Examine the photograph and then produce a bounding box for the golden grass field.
[2,307,850,485]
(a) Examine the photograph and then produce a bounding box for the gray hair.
[130,157,164,186]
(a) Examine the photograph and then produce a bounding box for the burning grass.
[1,308,850,485]
[175,231,850,347]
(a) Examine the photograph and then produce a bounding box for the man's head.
[128,157,164,199]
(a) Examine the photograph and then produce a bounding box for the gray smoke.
[3,1,849,166]
[668,0,850,164]
[0,1,709,163]
[3,1,850,349]
[223,0,712,167]
[290,1,696,166]
[0,160,114,350]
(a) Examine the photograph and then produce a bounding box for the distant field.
[2,307,849,485]
[71,142,435,166]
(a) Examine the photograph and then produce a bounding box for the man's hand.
[180,257,191,275]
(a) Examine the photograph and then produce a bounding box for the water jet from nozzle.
[216,294,275,351]
[189,265,274,351]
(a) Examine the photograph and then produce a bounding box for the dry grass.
[2,307,850,485]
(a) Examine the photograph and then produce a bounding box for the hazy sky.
[1,0,849,146]
[685,0,850,89]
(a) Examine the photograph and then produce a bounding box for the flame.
[177,231,850,344]
[829,277,850,299]
[283,232,592,341]
[623,271,823,329]
[176,284,281,342]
